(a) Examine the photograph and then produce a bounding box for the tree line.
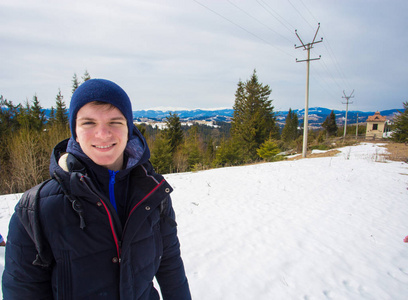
[1,70,407,194]
[0,71,90,194]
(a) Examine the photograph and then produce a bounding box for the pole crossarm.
[295,23,323,53]
[296,56,321,63]
[342,90,355,101]
[294,39,323,50]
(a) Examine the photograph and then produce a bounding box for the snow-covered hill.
[1,143,407,299]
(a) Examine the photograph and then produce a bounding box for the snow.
[1,143,407,299]
[311,149,330,154]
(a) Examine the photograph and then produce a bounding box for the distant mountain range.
[133,108,234,122]
[133,107,402,128]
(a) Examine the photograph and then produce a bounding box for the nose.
[95,124,112,139]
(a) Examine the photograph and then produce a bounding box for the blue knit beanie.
[69,79,134,140]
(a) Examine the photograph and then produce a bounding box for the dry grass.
[381,142,408,163]
[287,149,341,160]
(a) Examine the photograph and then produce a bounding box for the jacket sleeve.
[155,196,191,300]
[2,213,53,299]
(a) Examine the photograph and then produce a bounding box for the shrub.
[257,139,283,162]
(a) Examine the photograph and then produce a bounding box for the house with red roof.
[365,111,389,139]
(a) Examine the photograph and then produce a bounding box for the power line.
[291,0,352,97]
[192,0,294,58]
[255,0,349,99]
[286,0,315,31]
[255,0,295,34]
[313,51,344,91]
[227,0,293,44]
[322,36,352,91]
[309,67,342,101]
[193,0,353,112]
[298,0,319,24]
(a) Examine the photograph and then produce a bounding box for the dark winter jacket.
[2,127,191,300]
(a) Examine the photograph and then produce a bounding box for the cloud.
[0,0,407,111]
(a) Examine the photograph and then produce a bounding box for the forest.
[1,70,406,195]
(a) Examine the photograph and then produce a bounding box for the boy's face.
[75,102,128,171]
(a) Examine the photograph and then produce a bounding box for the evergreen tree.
[231,69,279,162]
[204,137,215,165]
[281,108,299,143]
[0,96,19,134]
[54,89,69,126]
[256,139,282,161]
[322,110,338,136]
[150,133,173,174]
[82,70,91,82]
[391,101,408,143]
[136,124,146,137]
[184,125,202,170]
[164,112,183,153]
[72,73,80,94]
[47,106,55,128]
[30,94,46,131]
[0,96,20,164]
[16,100,31,130]
[212,138,241,167]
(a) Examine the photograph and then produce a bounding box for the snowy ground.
[1,142,407,299]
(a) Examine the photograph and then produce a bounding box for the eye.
[79,121,95,126]
[110,120,126,126]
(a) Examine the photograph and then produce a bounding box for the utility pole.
[356,113,359,139]
[295,23,323,158]
[342,90,354,138]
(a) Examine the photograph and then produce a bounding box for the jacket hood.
[50,125,150,179]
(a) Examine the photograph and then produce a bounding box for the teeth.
[95,145,113,149]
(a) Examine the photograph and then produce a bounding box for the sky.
[1,143,408,298]
[1,0,407,112]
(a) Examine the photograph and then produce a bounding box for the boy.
[2,79,191,299]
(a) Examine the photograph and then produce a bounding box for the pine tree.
[0,96,20,163]
[16,100,32,130]
[30,94,46,131]
[322,110,338,136]
[0,96,18,131]
[164,112,183,153]
[72,73,80,94]
[391,101,408,143]
[213,138,240,167]
[47,106,55,127]
[54,89,69,126]
[184,125,202,170]
[150,133,173,174]
[231,69,279,162]
[281,108,299,143]
[256,139,282,161]
[204,137,215,165]
[82,70,91,82]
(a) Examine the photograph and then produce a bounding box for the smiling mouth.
[94,144,115,149]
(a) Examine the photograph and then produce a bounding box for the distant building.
[365,111,389,139]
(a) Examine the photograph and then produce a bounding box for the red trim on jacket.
[100,200,120,259]
[128,179,166,216]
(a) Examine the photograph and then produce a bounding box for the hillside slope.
[0,143,407,299]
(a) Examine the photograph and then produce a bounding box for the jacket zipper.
[99,200,121,261]
[108,170,119,212]
[80,176,121,261]
[81,176,166,263]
